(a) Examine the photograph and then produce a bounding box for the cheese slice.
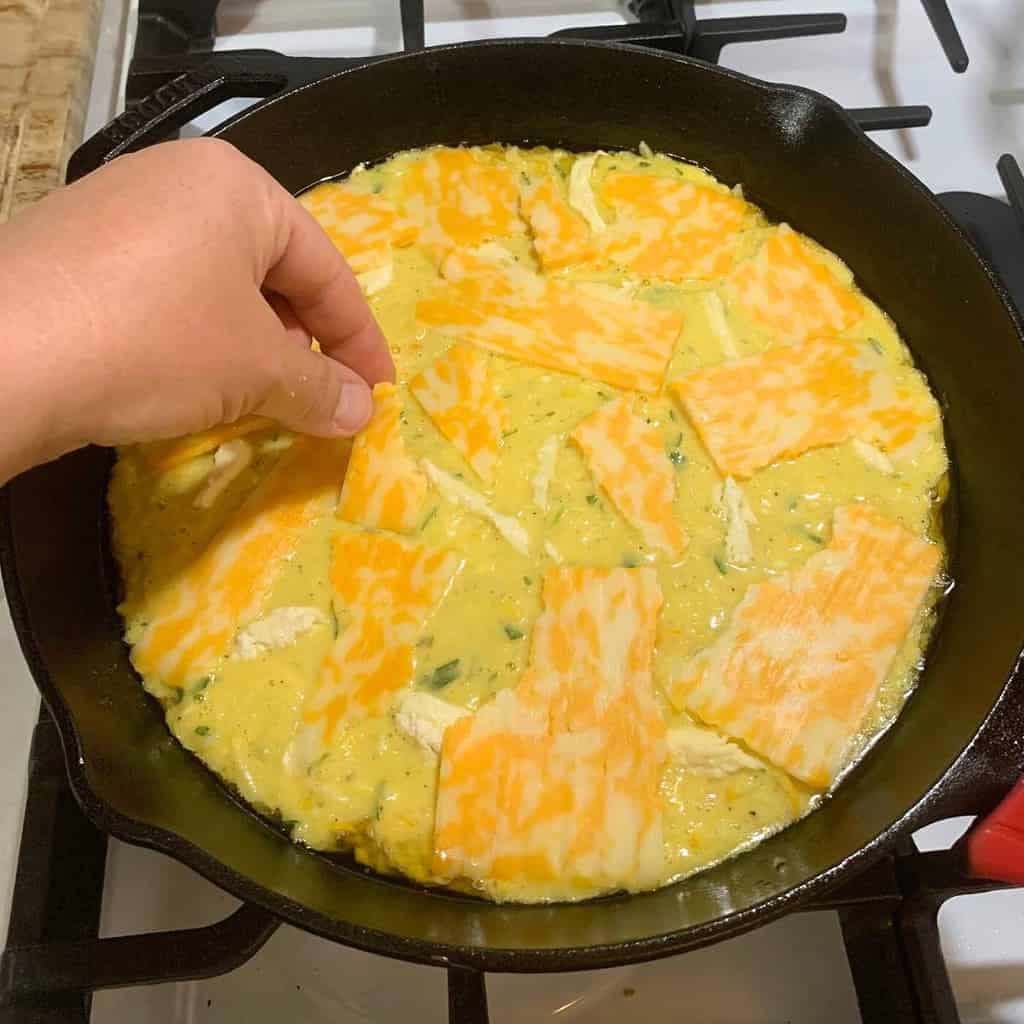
[294,530,464,757]
[400,148,525,258]
[299,182,417,275]
[433,567,667,899]
[666,723,765,779]
[421,459,531,556]
[567,153,606,233]
[728,224,862,341]
[571,396,686,557]
[671,336,940,479]
[394,690,469,754]
[715,476,756,566]
[131,437,344,689]
[410,343,510,483]
[417,247,682,393]
[142,415,273,474]
[521,175,596,271]
[671,504,940,787]
[337,383,428,533]
[599,172,751,280]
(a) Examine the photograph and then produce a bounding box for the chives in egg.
[424,659,461,689]
[713,554,728,574]
[504,624,525,641]
[585,494,599,506]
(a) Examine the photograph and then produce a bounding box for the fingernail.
[333,379,373,435]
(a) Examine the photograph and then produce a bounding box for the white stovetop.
[2,1,1022,1021]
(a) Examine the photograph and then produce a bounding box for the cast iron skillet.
[4,38,1024,980]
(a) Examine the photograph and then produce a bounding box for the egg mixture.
[109,144,948,903]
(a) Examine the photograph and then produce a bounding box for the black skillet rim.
[3,38,1024,972]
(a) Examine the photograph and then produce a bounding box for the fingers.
[262,187,396,386]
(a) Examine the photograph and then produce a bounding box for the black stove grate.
[3,1,1017,1021]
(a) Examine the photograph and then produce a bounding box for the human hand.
[0,137,393,483]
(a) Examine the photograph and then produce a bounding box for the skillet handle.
[919,666,1024,883]
[67,51,372,183]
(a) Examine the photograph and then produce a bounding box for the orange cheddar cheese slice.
[417,248,683,393]
[294,530,463,754]
[571,396,686,557]
[671,504,940,787]
[131,437,344,688]
[728,224,863,341]
[599,172,751,281]
[337,382,428,533]
[400,148,525,258]
[521,175,596,271]
[670,336,939,479]
[433,567,667,898]
[141,415,273,474]
[299,182,417,275]
[410,343,510,483]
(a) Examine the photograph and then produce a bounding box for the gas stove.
[1,2,1023,1022]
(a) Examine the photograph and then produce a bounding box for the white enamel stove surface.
[0,0,1018,1021]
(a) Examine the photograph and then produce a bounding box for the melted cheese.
[400,148,525,258]
[293,530,464,758]
[728,224,863,341]
[337,382,428,533]
[131,437,344,688]
[571,396,687,558]
[300,182,417,274]
[417,247,683,393]
[672,504,940,787]
[599,172,751,280]
[410,343,510,483]
[671,336,941,479]
[433,567,666,900]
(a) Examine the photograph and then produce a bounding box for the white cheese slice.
[193,439,253,509]
[852,439,896,475]
[667,722,765,779]
[234,606,328,660]
[703,291,739,359]
[532,435,560,511]
[394,690,469,754]
[356,261,393,296]
[421,459,531,555]
[714,475,757,566]
[568,152,606,233]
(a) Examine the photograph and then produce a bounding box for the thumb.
[254,337,374,437]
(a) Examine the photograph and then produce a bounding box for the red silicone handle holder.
[966,778,1024,884]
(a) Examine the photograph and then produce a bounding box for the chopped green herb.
[424,659,461,689]
[194,725,211,737]
[420,506,438,531]
[552,507,566,524]
[416,635,434,648]
[669,408,677,421]
[523,575,533,586]
[668,449,685,466]
[306,753,330,775]
[371,183,383,194]
[192,677,210,694]
[504,624,525,641]
[803,530,825,544]
[585,494,599,506]
[868,337,884,354]
[502,428,519,439]
[713,554,728,575]
[597,390,609,399]
[622,554,640,568]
